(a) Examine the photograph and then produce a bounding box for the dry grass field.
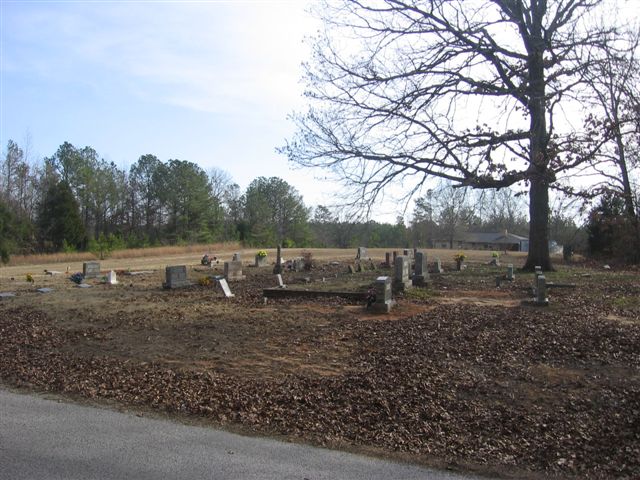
[1,247,638,479]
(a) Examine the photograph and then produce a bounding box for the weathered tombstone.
[535,266,542,275]
[36,288,54,294]
[293,258,305,272]
[403,248,413,259]
[535,275,548,306]
[384,252,391,268]
[232,252,241,262]
[254,253,267,267]
[76,283,93,288]
[370,276,394,313]
[356,247,367,260]
[276,274,286,288]
[413,251,429,286]
[0,292,16,299]
[273,245,282,274]
[83,261,101,279]
[393,255,412,291]
[107,270,118,285]
[506,264,515,281]
[435,258,444,274]
[392,251,398,263]
[224,261,246,282]
[163,265,191,289]
[217,278,235,298]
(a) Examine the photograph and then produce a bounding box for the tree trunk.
[524,176,553,271]
[523,19,553,272]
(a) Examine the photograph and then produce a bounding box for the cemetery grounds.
[0,248,638,479]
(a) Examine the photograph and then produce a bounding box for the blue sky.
[1,0,344,210]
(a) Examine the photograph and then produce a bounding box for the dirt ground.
[1,248,638,479]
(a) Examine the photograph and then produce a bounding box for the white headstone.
[276,274,286,288]
[217,278,235,298]
[107,270,118,285]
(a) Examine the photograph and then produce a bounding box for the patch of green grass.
[613,296,640,309]
[404,287,439,300]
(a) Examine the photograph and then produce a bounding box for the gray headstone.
[232,252,241,262]
[217,278,235,298]
[293,258,305,272]
[76,283,93,288]
[163,265,191,289]
[393,255,412,291]
[413,251,429,286]
[36,288,53,293]
[535,275,548,305]
[224,261,246,281]
[255,254,267,267]
[0,292,16,299]
[506,264,514,281]
[356,247,367,260]
[435,258,444,274]
[83,261,101,279]
[370,276,394,313]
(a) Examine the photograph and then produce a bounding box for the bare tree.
[283,0,619,270]
[583,26,639,218]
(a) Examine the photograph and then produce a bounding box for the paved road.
[0,388,486,480]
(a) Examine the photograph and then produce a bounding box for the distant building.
[434,231,529,252]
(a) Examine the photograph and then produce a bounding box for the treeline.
[1,139,634,263]
[0,141,316,258]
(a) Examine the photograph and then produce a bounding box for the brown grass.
[6,242,241,267]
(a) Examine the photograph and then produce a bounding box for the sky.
[0,0,351,216]
[1,1,638,225]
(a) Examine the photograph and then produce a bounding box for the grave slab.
[217,278,235,298]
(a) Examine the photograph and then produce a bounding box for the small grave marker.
[534,275,549,306]
[435,258,444,274]
[217,278,235,298]
[224,261,246,282]
[163,265,191,289]
[356,247,367,260]
[76,283,93,288]
[384,252,391,268]
[506,264,514,281]
[232,252,241,262]
[413,251,429,286]
[107,270,118,285]
[293,258,305,272]
[393,255,412,292]
[36,288,53,293]
[0,292,16,299]
[276,274,286,288]
[369,276,394,313]
[83,261,101,279]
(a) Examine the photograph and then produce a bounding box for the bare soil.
[1,248,638,479]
